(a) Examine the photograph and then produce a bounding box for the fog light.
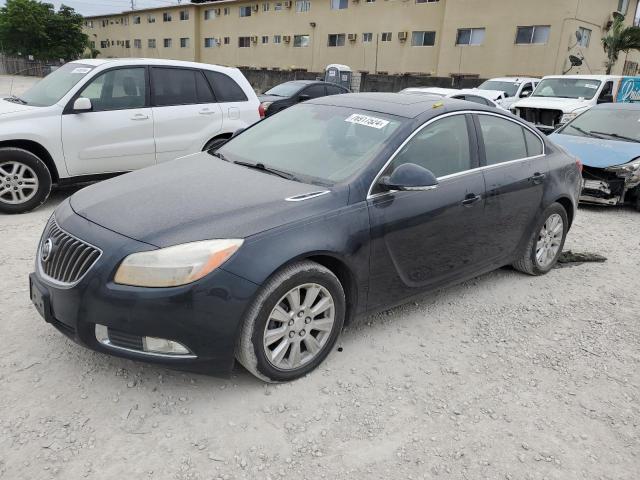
[143,336,191,355]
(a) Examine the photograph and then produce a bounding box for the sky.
[0,0,185,16]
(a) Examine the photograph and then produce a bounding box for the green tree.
[602,14,640,74]
[0,0,88,61]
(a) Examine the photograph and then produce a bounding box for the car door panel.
[61,67,155,176]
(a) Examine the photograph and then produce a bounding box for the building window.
[273,34,282,43]
[262,35,269,44]
[411,31,436,46]
[101,19,107,27]
[163,38,172,48]
[224,7,230,15]
[204,37,217,48]
[363,32,373,42]
[133,16,141,24]
[239,36,251,48]
[515,25,550,44]
[180,37,190,48]
[296,0,310,12]
[381,32,392,42]
[134,39,142,48]
[100,40,109,49]
[294,34,310,47]
[89,40,95,48]
[456,28,485,46]
[416,0,439,3]
[240,6,252,17]
[330,0,348,8]
[147,15,155,23]
[180,10,189,21]
[125,40,130,48]
[577,27,591,47]
[204,9,215,20]
[618,0,629,14]
[122,17,129,25]
[263,2,270,11]
[224,37,230,44]
[365,0,375,3]
[148,39,156,48]
[328,33,346,47]
[163,12,172,22]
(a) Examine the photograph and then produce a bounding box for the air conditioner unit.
[251,35,258,43]
[283,35,291,43]
[284,1,292,8]
[348,33,357,42]
[252,4,259,11]
[398,31,408,41]
[214,8,221,15]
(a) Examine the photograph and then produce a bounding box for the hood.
[549,132,640,168]
[69,153,344,247]
[512,96,592,113]
[258,94,285,103]
[0,98,38,116]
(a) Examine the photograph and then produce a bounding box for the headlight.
[560,113,578,124]
[114,239,243,288]
[604,158,640,177]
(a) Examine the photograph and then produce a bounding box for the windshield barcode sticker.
[345,114,389,129]
[71,67,91,74]
[584,84,598,89]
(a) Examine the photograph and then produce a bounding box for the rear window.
[151,67,213,106]
[204,71,248,102]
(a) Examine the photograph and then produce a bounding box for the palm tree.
[601,14,640,74]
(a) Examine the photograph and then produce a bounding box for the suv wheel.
[0,148,52,214]
[236,261,345,382]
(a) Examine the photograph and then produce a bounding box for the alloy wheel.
[535,213,564,268]
[0,161,39,205]
[263,283,335,371]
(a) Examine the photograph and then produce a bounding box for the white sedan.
[399,87,508,110]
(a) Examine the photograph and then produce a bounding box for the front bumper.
[580,167,640,206]
[30,200,260,376]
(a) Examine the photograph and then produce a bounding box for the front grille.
[518,108,563,128]
[108,328,144,351]
[39,217,101,285]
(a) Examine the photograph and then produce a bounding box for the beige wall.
[85,0,640,78]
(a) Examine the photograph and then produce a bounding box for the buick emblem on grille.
[41,238,54,263]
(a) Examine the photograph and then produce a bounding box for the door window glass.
[78,68,146,111]
[598,81,614,102]
[524,129,543,156]
[203,71,248,102]
[390,115,472,178]
[478,115,528,164]
[302,84,326,99]
[520,82,533,97]
[152,68,214,106]
[326,85,346,95]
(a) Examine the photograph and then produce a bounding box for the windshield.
[560,108,640,143]
[264,82,306,97]
[478,80,520,97]
[532,78,602,100]
[19,63,96,107]
[217,104,404,184]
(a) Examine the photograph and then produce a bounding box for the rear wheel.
[513,202,568,275]
[236,261,345,382]
[0,148,52,214]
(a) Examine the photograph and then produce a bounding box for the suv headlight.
[604,158,640,179]
[114,239,243,288]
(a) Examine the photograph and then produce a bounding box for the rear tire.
[236,261,345,383]
[513,202,568,276]
[0,148,52,214]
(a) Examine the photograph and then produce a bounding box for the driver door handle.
[199,108,216,115]
[462,193,482,206]
[130,113,149,121]
[531,172,546,184]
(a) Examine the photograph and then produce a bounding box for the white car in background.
[476,77,540,109]
[400,87,508,109]
[0,58,262,213]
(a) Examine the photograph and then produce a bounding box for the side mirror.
[379,163,439,192]
[520,90,532,98]
[298,94,311,102]
[73,97,92,112]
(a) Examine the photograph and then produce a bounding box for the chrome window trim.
[366,110,546,200]
[36,215,103,290]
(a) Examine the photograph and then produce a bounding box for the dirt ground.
[0,187,638,480]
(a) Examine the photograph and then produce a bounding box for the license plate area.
[29,274,52,323]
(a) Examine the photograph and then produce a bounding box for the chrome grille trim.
[38,216,102,288]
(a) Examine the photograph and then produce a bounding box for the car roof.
[592,102,640,111]
[541,74,622,81]
[71,57,241,75]
[309,92,497,118]
[486,77,540,83]
[281,80,327,86]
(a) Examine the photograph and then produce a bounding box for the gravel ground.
[1,190,638,480]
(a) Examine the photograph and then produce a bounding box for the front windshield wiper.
[209,151,229,161]
[567,125,605,139]
[589,131,640,143]
[233,160,298,181]
[4,95,27,104]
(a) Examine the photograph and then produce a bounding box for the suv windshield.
[560,108,640,143]
[264,82,306,97]
[532,78,602,100]
[217,104,404,184]
[18,63,95,107]
[478,80,520,97]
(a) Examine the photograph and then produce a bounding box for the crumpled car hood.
[549,132,640,168]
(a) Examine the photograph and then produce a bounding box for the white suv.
[0,58,262,213]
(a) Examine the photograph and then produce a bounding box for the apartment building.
[84,0,640,78]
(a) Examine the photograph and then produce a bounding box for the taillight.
[575,158,583,173]
[258,104,266,119]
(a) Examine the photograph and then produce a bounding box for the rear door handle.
[130,113,149,121]
[461,193,482,206]
[531,172,546,184]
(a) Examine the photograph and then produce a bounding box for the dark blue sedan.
[30,93,581,382]
[550,103,640,210]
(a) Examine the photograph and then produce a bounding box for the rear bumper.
[30,201,260,376]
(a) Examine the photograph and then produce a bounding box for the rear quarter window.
[204,70,248,102]
[524,128,543,156]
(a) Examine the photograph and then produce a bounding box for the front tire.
[236,261,345,382]
[513,202,568,276]
[0,148,52,214]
